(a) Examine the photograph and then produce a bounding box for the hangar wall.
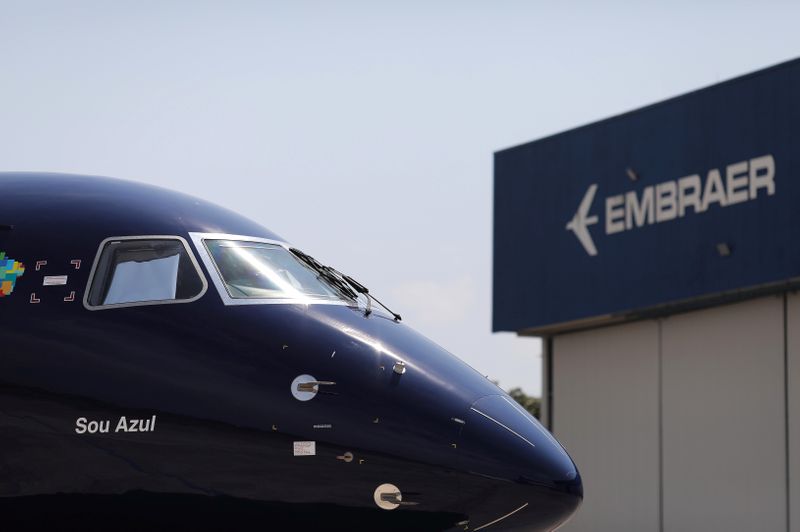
[789,295,800,532]
[553,296,794,532]
[661,297,785,531]
[552,321,660,531]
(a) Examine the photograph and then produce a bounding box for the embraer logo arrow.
[565,184,599,256]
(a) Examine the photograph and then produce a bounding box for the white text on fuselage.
[74,415,157,434]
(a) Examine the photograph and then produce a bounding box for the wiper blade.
[289,248,401,321]
[289,248,322,271]
[289,248,358,300]
[320,265,359,300]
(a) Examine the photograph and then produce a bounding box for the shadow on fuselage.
[1,492,466,532]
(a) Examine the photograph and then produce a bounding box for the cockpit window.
[204,239,345,301]
[85,237,207,309]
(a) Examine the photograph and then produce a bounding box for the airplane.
[565,184,599,257]
[0,173,582,531]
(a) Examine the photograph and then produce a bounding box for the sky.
[1,1,799,395]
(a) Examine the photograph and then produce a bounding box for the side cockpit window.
[84,236,207,310]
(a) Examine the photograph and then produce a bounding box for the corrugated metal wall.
[552,295,795,531]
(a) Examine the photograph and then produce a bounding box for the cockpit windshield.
[204,239,350,302]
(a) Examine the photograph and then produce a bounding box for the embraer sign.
[567,155,776,256]
[493,58,800,333]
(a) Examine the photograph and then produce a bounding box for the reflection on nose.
[459,394,582,530]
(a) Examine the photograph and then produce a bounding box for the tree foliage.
[507,387,541,420]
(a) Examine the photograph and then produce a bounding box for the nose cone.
[459,395,582,530]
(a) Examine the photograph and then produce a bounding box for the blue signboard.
[493,58,800,333]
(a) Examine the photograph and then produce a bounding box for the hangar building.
[493,58,800,531]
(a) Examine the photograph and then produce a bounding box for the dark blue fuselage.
[0,174,581,531]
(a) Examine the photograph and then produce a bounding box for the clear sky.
[1,1,798,395]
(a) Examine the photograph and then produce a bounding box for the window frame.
[83,235,209,311]
[189,232,352,307]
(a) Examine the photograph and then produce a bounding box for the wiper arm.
[289,248,402,322]
[289,248,358,300]
[341,273,402,322]
[290,248,325,274]
[320,265,359,300]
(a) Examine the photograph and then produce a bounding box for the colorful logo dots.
[0,252,25,297]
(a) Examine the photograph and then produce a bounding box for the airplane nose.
[458,395,582,530]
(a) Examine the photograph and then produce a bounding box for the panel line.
[470,407,536,448]
[473,503,529,531]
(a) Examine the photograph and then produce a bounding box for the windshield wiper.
[289,248,402,322]
[289,248,358,300]
[341,273,402,322]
